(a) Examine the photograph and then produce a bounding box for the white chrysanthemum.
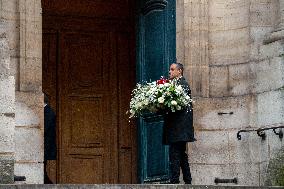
[158,97,165,104]
[171,100,177,106]
[176,85,183,94]
[143,99,149,106]
[176,105,181,110]
[176,85,183,91]
[164,83,170,87]
[136,102,142,109]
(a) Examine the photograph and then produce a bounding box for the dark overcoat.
[44,104,57,160]
[163,77,196,145]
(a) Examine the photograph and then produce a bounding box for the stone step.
[0,185,283,189]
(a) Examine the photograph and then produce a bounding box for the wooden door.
[42,0,136,184]
[136,0,176,183]
[60,32,118,184]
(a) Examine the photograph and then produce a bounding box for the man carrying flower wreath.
[163,63,196,184]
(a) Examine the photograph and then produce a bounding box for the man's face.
[169,64,182,79]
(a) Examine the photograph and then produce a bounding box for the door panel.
[137,0,176,183]
[68,154,103,183]
[60,32,117,183]
[140,115,169,182]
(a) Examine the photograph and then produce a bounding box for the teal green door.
[137,0,176,183]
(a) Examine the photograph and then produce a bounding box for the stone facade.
[0,20,15,184]
[0,0,43,184]
[0,0,283,186]
[177,0,284,186]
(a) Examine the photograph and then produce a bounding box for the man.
[44,94,57,184]
[163,63,196,184]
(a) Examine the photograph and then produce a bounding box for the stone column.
[264,0,284,43]
[0,20,15,184]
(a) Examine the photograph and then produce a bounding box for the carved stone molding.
[142,0,168,15]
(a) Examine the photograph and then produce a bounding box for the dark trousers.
[44,161,53,184]
[169,141,192,184]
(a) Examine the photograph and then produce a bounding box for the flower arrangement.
[128,77,192,118]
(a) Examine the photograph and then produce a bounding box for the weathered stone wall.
[0,0,43,184]
[179,0,284,186]
[0,20,15,184]
[15,0,43,184]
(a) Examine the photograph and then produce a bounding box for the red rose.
[156,78,169,85]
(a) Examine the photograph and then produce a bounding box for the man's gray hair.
[172,62,184,75]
